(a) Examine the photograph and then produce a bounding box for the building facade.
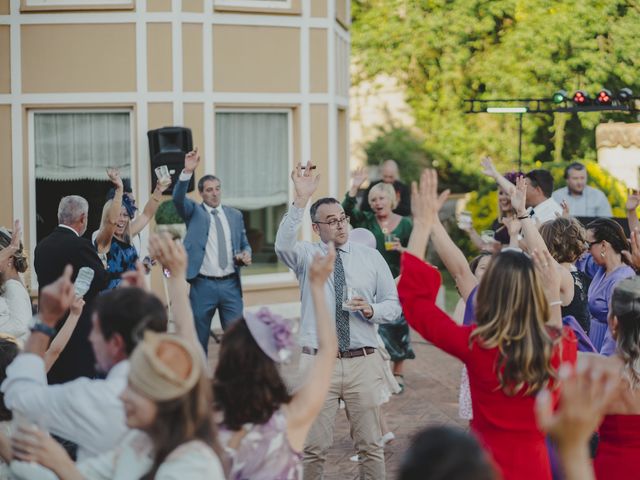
[0,0,351,309]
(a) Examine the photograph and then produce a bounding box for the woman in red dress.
[399,170,577,480]
[587,274,640,480]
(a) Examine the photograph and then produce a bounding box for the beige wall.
[147,23,173,92]
[311,0,327,17]
[214,0,301,15]
[337,107,348,193]
[147,0,172,12]
[182,0,203,12]
[0,26,9,93]
[309,29,327,94]
[21,24,136,93]
[336,0,350,28]
[0,105,12,228]
[183,24,203,92]
[310,104,329,198]
[213,25,300,93]
[0,1,9,15]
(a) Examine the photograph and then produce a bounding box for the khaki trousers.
[300,351,385,480]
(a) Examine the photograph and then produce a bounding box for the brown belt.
[301,346,376,359]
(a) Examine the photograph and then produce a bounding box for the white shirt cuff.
[179,171,193,181]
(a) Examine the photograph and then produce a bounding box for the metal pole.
[518,112,523,172]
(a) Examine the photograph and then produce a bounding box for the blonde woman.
[94,168,170,289]
[400,169,577,480]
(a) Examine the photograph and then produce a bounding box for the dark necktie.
[334,250,350,352]
[211,209,228,269]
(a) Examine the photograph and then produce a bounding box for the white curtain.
[215,112,289,210]
[34,112,131,181]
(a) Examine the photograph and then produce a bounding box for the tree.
[352,0,640,178]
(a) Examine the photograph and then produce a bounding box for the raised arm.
[172,148,200,221]
[94,168,124,253]
[342,167,368,226]
[44,296,84,372]
[512,177,573,306]
[148,233,200,353]
[275,161,320,268]
[531,248,563,329]
[129,181,171,237]
[481,156,516,196]
[286,244,337,451]
[626,193,640,233]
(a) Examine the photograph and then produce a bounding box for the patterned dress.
[102,237,139,290]
[218,408,303,480]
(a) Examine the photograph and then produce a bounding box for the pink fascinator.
[245,307,296,363]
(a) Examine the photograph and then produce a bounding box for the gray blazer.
[172,178,251,281]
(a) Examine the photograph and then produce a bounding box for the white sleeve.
[156,444,225,480]
[274,205,307,272]
[0,296,29,342]
[368,251,402,324]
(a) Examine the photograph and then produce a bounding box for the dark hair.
[309,197,340,222]
[198,174,220,193]
[143,374,224,479]
[564,162,586,179]
[502,171,519,185]
[525,169,554,198]
[398,426,496,480]
[0,337,19,421]
[213,318,292,431]
[539,217,587,264]
[0,229,28,274]
[469,252,492,275]
[92,287,168,355]
[611,277,640,388]
[586,218,631,262]
[105,178,133,200]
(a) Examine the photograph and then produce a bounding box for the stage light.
[618,88,634,102]
[552,90,568,104]
[572,90,589,105]
[596,89,612,105]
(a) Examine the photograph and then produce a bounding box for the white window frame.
[214,0,292,10]
[214,107,297,286]
[28,108,136,291]
[21,0,134,10]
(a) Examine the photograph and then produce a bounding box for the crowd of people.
[0,149,638,480]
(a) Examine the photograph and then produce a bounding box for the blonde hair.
[368,182,398,210]
[471,250,559,395]
[100,200,131,243]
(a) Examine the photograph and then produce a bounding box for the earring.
[600,248,606,258]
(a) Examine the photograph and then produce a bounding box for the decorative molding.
[596,122,640,149]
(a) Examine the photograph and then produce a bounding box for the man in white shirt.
[552,162,612,217]
[275,162,401,479]
[523,169,563,224]
[1,270,167,462]
[172,149,252,353]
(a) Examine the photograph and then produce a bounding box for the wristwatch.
[30,318,57,338]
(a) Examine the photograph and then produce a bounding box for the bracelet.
[31,322,57,338]
[517,214,530,220]
[549,300,562,307]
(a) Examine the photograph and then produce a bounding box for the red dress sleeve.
[398,253,473,362]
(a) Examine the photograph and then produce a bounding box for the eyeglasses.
[587,240,600,249]
[314,216,350,228]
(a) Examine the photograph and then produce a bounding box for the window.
[215,111,291,275]
[30,110,133,243]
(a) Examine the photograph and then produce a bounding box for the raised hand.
[120,261,149,290]
[291,161,320,207]
[560,200,570,218]
[501,216,522,238]
[309,241,335,287]
[622,228,640,271]
[411,169,450,227]
[0,220,21,264]
[481,156,498,179]
[184,147,200,173]
[626,192,640,212]
[149,233,187,279]
[350,166,368,192]
[511,176,527,215]
[69,296,85,317]
[106,167,123,190]
[39,265,75,327]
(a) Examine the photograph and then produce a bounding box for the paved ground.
[208,335,466,480]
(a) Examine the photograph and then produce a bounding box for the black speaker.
[147,126,194,194]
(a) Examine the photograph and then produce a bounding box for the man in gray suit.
[173,148,252,353]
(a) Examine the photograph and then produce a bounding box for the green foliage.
[352,0,640,175]
[154,199,184,225]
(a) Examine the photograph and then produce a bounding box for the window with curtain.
[33,111,132,242]
[34,112,131,181]
[215,111,290,275]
